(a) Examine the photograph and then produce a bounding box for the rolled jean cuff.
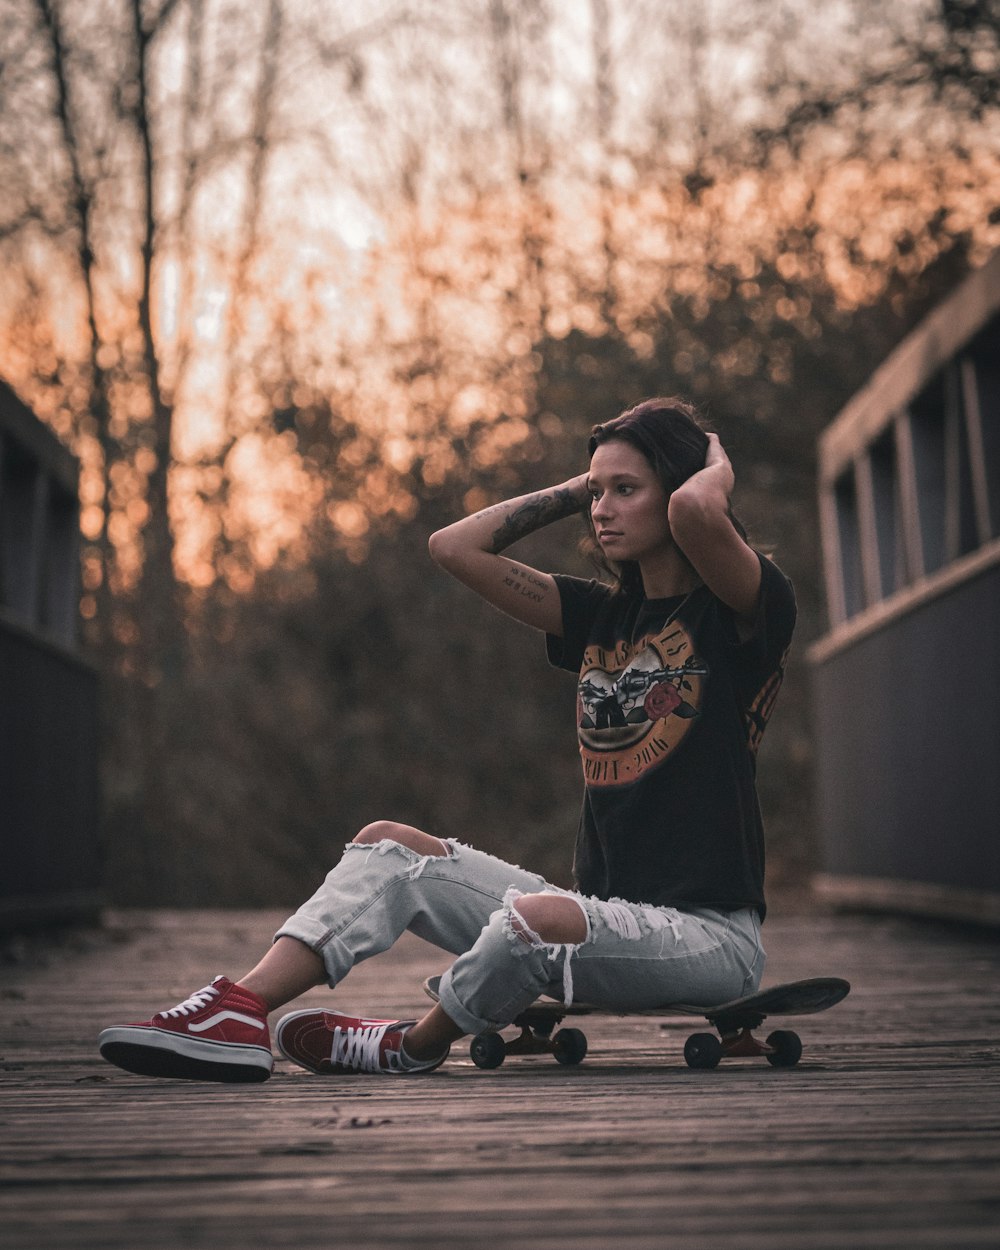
[435,970,497,1036]
[272,916,349,987]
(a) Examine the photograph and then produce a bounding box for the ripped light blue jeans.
[274,838,766,1036]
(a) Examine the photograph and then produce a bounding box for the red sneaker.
[275,1010,448,1075]
[98,976,273,1083]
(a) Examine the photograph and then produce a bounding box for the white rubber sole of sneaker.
[98,1026,273,1083]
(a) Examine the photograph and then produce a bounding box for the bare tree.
[26,0,120,644]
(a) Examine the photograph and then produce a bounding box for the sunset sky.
[1,0,998,593]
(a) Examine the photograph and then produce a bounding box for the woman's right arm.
[428,475,591,635]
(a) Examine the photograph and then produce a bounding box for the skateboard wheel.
[552,1027,588,1066]
[684,1032,723,1069]
[470,1031,506,1069]
[765,1030,802,1068]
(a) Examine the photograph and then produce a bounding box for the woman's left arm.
[666,433,762,624]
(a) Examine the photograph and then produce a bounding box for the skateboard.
[423,975,850,1070]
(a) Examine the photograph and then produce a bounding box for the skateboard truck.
[683,1007,804,1069]
[470,1015,589,1069]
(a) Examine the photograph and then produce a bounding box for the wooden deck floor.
[2,905,999,1250]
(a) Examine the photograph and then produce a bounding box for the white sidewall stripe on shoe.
[98,1025,273,1069]
[188,1011,266,1033]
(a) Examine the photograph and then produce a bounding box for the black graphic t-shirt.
[546,554,795,917]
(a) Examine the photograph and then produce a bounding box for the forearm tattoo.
[487,486,583,553]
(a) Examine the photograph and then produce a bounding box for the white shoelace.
[329,1022,399,1073]
[160,982,220,1019]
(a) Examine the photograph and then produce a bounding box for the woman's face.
[587,439,672,565]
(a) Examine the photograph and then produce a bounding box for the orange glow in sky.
[1,0,998,593]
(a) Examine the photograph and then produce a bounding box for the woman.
[98,397,795,1081]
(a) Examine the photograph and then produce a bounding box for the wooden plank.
[2,907,999,1250]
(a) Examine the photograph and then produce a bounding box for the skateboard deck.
[423,974,850,1069]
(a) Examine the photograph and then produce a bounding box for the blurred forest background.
[1,0,998,905]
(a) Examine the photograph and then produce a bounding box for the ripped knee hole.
[351,822,449,858]
[509,894,588,946]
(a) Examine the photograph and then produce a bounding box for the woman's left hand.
[703,432,735,499]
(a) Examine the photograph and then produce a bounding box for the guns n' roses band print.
[576,618,706,787]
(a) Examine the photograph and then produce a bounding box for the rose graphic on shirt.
[643,680,682,720]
